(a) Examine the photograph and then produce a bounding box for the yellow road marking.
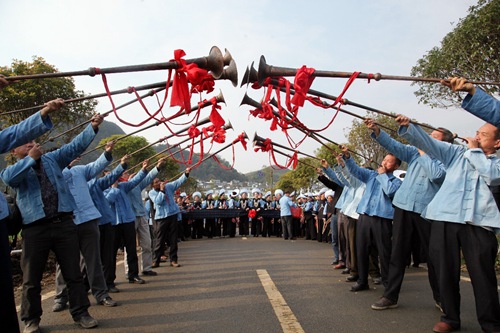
[257,269,305,333]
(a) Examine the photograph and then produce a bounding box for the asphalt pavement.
[20,236,489,333]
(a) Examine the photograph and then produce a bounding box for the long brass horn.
[223,48,233,66]
[240,62,258,87]
[257,55,500,87]
[240,92,262,109]
[219,59,238,87]
[5,46,225,81]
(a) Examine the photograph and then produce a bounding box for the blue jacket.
[337,165,365,220]
[279,195,295,217]
[127,167,159,217]
[88,163,126,225]
[323,166,348,210]
[149,173,188,219]
[63,152,112,224]
[399,123,500,233]
[0,112,53,220]
[104,169,147,225]
[462,88,500,127]
[1,124,97,224]
[344,155,402,220]
[372,130,445,214]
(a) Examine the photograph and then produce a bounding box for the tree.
[344,112,407,169]
[274,157,318,191]
[97,135,157,170]
[0,56,97,145]
[411,0,500,108]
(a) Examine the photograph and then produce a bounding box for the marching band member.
[215,189,228,237]
[303,193,316,240]
[249,188,263,237]
[190,192,204,239]
[202,190,216,238]
[272,194,282,237]
[238,189,250,237]
[261,191,273,237]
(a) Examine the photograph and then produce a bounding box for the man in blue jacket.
[397,114,500,333]
[149,168,190,268]
[52,141,118,312]
[124,158,166,277]
[88,155,129,293]
[342,146,402,292]
[364,118,451,311]
[1,113,104,332]
[104,161,148,285]
[0,82,62,333]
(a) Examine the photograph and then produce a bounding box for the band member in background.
[250,188,263,237]
[215,189,228,237]
[202,190,216,238]
[261,191,273,237]
[238,189,250,237]
[190,192,204,239]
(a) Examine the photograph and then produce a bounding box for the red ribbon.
[291,66,315,107]
[232,133,247,151]
[170,49,191,112]
[254,138,272,152]
[188,125,201,138]
[248,209,257,218]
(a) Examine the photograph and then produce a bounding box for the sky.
[0,0,484,174]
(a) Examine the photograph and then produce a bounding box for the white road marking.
[257,269,305,333]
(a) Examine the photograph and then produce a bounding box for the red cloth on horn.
[248,209,257,219]
[291,66,315,107]
[170,49,191,111]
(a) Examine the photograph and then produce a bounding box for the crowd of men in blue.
[0,76,499,333]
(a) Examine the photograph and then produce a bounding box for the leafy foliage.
[0,56,97,145]
[411,0,500,108]
[275,157,318,192]
[345,112,408,169]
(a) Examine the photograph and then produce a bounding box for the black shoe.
[371,297,398,310]
[341,268,351,275]
[129,276,145,284]
[108,286,120,293]
[23,319,41,333]
[350,283,369,292]
[372,277,382,285]
[74,314,98,329]
[52,302,68,312]
[99,297,118,307]
[346,275,359,282]
[142,270,157,276]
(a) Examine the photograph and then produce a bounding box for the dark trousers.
[356,214,392,287]
[305,214,316,240]
[337,212,347,263]
[0,219,20,333]
[274,218,282,237]
[21,218,90,322]
[112,222,139,280]
[99,223,115,288]
[239,216,249,236]
[430,221,500,332]
[345,215,357,274]
[251,218,261,236]
[262,217,272,237]
[191,219,204,239]
[55,219,108,303]
[282,215,293,239]
[153,215,179,264]
[384,208,439,303]
[205,218,216,238]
